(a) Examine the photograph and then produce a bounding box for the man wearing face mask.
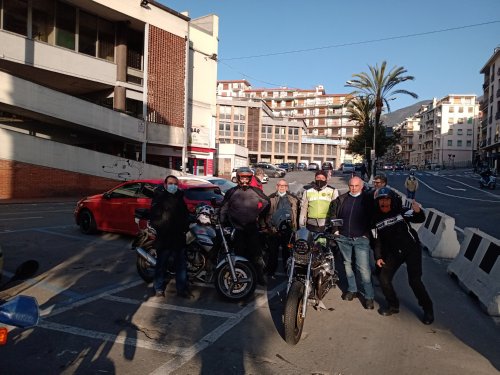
[372,187,434,324]
[327,176,375,309]
[299,170,339,233]
[149,175,190,298]
[266,179,299,274]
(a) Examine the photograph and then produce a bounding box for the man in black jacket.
[327,176,375,309]
[373,187,434,324]
[149,175,190,298]
[220,167,270,285]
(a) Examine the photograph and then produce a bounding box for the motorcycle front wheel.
[284,280,306,345]
[215,261,256,301]
[136,248,157,283]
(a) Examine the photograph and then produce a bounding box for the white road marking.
[446,186,466,191]
[417,178,500,203]
[440,176,499,198]
[0,216,43,221]
[150,281,287,375]
[0,209,73,216]
[0,224,74,233]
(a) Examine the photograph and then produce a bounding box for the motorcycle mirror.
[330,219,344,226]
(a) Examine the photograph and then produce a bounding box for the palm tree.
[346,61,418,175]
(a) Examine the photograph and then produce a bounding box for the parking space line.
[104,295,237,318]
[38,320,177,354]
[0,224,74,234]
[150,281,287,375]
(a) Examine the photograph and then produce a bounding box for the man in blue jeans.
[327,176,375,309]
[149,175,190,298]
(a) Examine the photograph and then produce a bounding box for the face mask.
[315,180,327,189]
[277,191,287,197]
[349,192,361,197]
[166,184,178,194]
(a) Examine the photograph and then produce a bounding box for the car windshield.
[207,178,236,193]
[184,187,223,201]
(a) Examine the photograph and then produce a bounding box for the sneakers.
[422,309,434,325]
[364,299,375,310]
[378,306,400,316]
[342,291,357,301]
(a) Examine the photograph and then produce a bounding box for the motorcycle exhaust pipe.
[136,247,157,266]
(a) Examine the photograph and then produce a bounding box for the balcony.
[497,89,500,98]
[496,112,500,120]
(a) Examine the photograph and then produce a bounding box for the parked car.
[297,162,307,171]
[74,179,224,236]
[321,162,333,171]
[308,162,319,171]
[278,162,292,172]
[409,165,418,172]
[288,162,296,171]
[354,163,363,171]
[383,163,393,170]
[342,163,355,174]
[394,163,404,171]
[251,162,286,178]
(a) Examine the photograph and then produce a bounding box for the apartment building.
[396,115,421,166]
[217,80,355,163]
[404,95,478,168]
[0,0,218,199]
[216,97,344,175]
[480,46,500,171]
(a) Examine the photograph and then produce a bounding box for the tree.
[345,61,418,175]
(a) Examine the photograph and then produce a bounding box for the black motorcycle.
[283,221,342,345]
[132,207,257,301]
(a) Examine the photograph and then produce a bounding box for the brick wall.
[0,160,118,200]
[147,25,186,127]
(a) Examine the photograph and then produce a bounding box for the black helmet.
[374,187,393,200]
[236,167,253,186]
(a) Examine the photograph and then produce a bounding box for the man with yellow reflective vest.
[299,170,339,232]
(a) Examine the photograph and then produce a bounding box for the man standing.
[404,171,419,206]
[299,170,338,232]
[266,179,299,274]
[149,175,190,298]
[372,187,434,324]
[220,167,270,285]
[327,176,375,309]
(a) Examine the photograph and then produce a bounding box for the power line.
[220,20,500,61]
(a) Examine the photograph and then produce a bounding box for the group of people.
[148,168,434,325]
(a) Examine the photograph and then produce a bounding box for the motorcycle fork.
[217,225,238,282]
[301,254,313,319]
[286,256,296,295]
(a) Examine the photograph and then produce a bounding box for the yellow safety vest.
[306,188,335,219]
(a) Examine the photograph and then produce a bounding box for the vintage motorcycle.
[132,206,257,301]
[283,221,342,345]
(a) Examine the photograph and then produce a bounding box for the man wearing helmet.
[219,167,270,285]
[372,187,434,325]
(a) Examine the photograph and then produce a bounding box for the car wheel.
[79,209,97,234]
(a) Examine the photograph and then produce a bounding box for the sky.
[159,0,500,112]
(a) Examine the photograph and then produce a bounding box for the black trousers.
[379,246,433,311]
[267,228,293,274]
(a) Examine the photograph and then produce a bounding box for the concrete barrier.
[417,208,460,259]
[447,228,500,316]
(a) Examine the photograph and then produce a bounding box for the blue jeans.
[337,235,374,299]
[154,246,188,294]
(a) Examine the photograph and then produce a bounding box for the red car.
[74,179,223,236]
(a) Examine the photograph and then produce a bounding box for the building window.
[449,107,454,113]
[219,122,230,137]
[288,143,298,154]
[457,118,464,124]
[448,129,453,135]
[468,107,473,113]
[97,18,115,61]
[457,129,463,135]
[275,126,286,139]
[234,106,245,121]
[457,140,463,147]
[32,0,55,43]
[233,123,245,138]
[466,140,472,147]
[55,1,76,50]
[275,142,285,153]
[79,11,97,56]
[127,28,144,70]
[262,125,272,139]
[458,106,463,113]
[3,0,28,36]
[447,140,452,146]
[314,144,324,155]
[219,106,231,120]
[467,129,472,136]
[261,141,272,152]
[288,128,299,140]
[301,143,311,154]
[448,118,454,125]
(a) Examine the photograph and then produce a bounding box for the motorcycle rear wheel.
[215,261,256,301]
[284,280,305,345]
[136,248,156,283]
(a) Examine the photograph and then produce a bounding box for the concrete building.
[217,80,355,163]
[0,0,218,199]
[479,46,500,172]
[215,96,345,174]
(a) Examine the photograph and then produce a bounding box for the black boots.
[422,309,434,325]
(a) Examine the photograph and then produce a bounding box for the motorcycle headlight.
[294,240,309,255]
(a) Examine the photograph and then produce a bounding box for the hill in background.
[381,100,431,127]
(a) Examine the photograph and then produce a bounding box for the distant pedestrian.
[360,163,368,181]
[404,172,419,207]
